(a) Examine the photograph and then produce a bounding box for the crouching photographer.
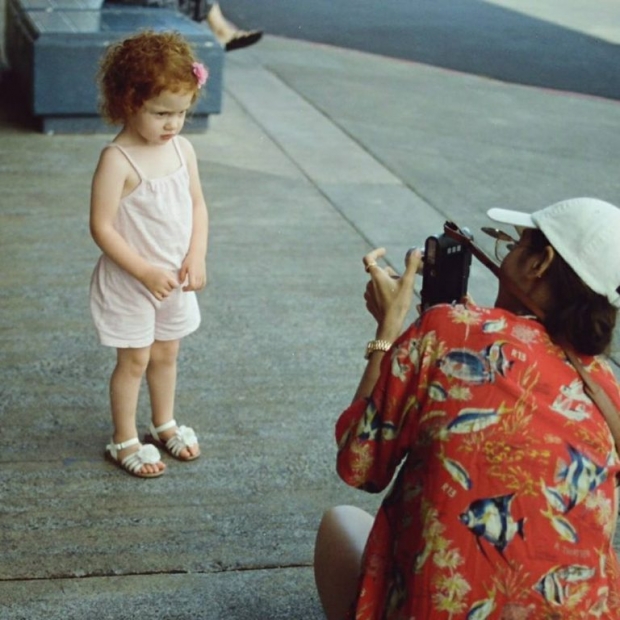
[314,198,620,619]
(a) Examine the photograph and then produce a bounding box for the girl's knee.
[149,339,180,365]
[116,347,150,377]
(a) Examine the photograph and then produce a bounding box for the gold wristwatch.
[365,339,392,359]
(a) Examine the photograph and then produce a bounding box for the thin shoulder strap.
[564,347,620,452]
[172,136,186,167]
[107,144,144,180]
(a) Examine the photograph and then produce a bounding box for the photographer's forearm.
[351,319,402,404]
[375,319,404,344]
[352,350,386,403]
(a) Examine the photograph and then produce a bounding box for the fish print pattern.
[459,494,525,558]
[335,302,620,619]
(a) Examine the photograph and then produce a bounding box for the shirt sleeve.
[335,316,438,492]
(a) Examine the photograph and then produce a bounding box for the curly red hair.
[98,30,203,124]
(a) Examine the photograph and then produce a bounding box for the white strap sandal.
[105,437,164,478]
[145,419,200,461]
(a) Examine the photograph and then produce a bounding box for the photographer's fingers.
[401,248,423,288]
[363,248,386,273]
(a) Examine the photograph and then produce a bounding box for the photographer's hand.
[363,248,422,342]
[353,248,422,403]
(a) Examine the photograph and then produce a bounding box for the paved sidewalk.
[1,27,620,620]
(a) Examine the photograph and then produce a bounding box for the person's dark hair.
[527,229,616,355]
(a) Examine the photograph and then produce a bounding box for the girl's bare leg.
[146,339,200,459]
[314,505,374,620]
[110,346,165,475]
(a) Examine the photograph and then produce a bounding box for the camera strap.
[444,221,620,452]
[563,347,620,452]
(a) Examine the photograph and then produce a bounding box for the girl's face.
[128,89,195,145]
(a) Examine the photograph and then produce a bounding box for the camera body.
[420,222,472,312]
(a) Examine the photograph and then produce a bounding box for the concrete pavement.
[2,13,620,620]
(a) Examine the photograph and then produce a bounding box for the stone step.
[5,0,224,133]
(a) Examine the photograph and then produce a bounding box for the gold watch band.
[365,339,392,359]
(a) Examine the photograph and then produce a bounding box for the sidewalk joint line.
[0,563,314,583]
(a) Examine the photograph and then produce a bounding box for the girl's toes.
[142,461,165,475]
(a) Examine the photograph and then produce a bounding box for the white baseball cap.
[487,197,620,308]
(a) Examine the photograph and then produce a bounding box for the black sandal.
[225,30,263,52]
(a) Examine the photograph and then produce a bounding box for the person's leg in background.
[104,0,262,52]
[194,1,263,51]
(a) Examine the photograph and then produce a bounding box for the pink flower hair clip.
[192,62,209,89]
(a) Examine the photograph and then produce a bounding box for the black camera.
[420,222,473,312]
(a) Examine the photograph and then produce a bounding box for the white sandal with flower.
[145,419,200,461]
[105,437,164,478]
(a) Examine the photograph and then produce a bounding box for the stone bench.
[5,0,224,133]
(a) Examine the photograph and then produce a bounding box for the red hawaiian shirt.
[336,303,620,619]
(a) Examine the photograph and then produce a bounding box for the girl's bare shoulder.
[177,135,197,158]
[95,144,132,174]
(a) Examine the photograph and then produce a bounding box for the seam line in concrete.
[0,563,314,583]
[222,85,388,257]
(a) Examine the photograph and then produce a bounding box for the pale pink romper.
[90,138,201,348]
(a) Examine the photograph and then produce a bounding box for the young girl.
[90,30,210,478]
